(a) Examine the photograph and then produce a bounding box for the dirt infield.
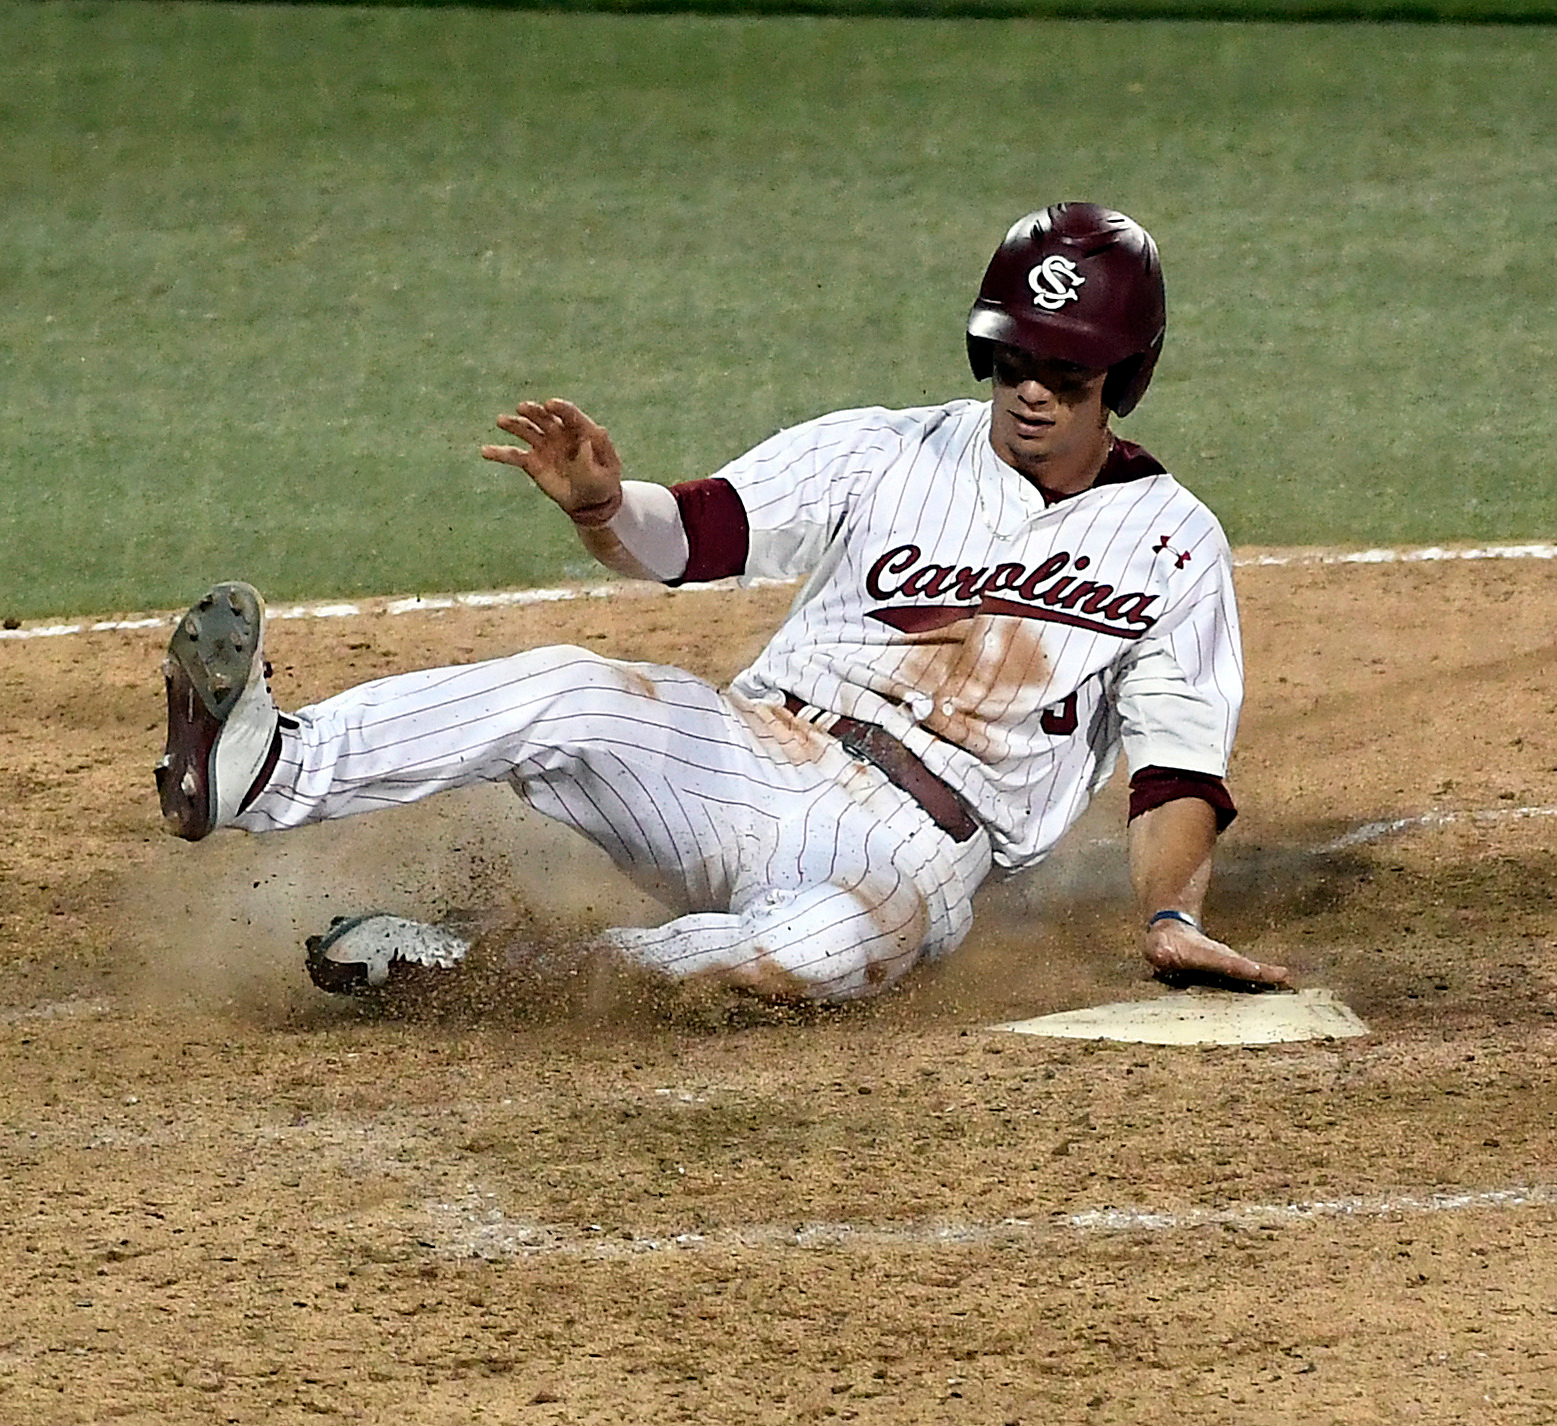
[3,555,1556,1425]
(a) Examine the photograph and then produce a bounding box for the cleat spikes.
[304,914,470,996]
[157,580,277,841]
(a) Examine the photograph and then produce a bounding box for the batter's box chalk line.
[5,542,1556,642]
[0,997,115,1026]
[413,1182,1557,1260]
[1317,804,1557,853]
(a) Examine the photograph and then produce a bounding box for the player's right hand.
[1142,919,1291,992]
[481,398,624,527]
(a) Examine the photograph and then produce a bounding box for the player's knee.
[747,880,931,1003]
[501,643,607,682]
[501,644,664,712]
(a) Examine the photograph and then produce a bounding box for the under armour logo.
[1028,256,1085,312]
[1153,535,1192,569]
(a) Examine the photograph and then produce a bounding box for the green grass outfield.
[227,0,1557,23]
[3,2,1554,619]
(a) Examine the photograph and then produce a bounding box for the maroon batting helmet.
[966,203,1166,417]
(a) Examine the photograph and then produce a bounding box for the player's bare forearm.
[576,524,660,582]
[1129,796,1216,920]
[1128,797,1290,988]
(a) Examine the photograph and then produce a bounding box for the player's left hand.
[1142,919,1290,992]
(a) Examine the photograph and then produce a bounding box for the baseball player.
[156,203,1290,1000]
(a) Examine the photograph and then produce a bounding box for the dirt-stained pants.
[238,645,990,1001]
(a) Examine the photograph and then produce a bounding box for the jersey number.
[1040,693,1078,737]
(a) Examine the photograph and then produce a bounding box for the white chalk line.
[0,576,796,643]
[5,542,1555,643]
[1239,542,1556,569]
[0,584,638,642]
[1059,804,1557,858]
[0,997,115,1026]
[1316,805,1557,853]
[418,1182,1557,1260]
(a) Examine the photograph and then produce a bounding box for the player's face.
[987,344,1111,490]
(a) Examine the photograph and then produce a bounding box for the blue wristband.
[1148,908,1201,933]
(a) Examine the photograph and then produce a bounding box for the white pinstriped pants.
[236,646,991,1001]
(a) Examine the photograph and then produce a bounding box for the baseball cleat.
[304,914,471,996]
[155,581,279,841]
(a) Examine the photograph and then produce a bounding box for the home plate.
[993,989,1369,1046]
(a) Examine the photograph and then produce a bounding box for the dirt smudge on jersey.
[618,664,662,701]
[691,951,814,1002]
[861,884,930,989]
[888,610,1053,760]
[731,692,836,765]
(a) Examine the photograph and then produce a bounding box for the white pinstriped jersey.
[703,400,1244,872]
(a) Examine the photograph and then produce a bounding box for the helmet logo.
[1028,256,1085,312]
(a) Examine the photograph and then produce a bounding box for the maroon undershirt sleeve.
[667,478,750,585]
[1128,766,1238,832]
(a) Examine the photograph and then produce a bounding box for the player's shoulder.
[1097,440,1234,563]
[725,401,977,479]
[1108,439,1224,516]
[788,399,976,446]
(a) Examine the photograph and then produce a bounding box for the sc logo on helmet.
[1028,256,1086,312]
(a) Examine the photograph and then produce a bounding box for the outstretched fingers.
[483,402,557,466]
[481,406,557,476]
[482,399,604,461]
[541,398,614,447]
[1143,922,1291,989]
[479,396,623,520]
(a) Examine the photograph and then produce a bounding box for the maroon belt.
[782,695,980,843]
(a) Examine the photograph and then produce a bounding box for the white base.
[993,988,1369,1046]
